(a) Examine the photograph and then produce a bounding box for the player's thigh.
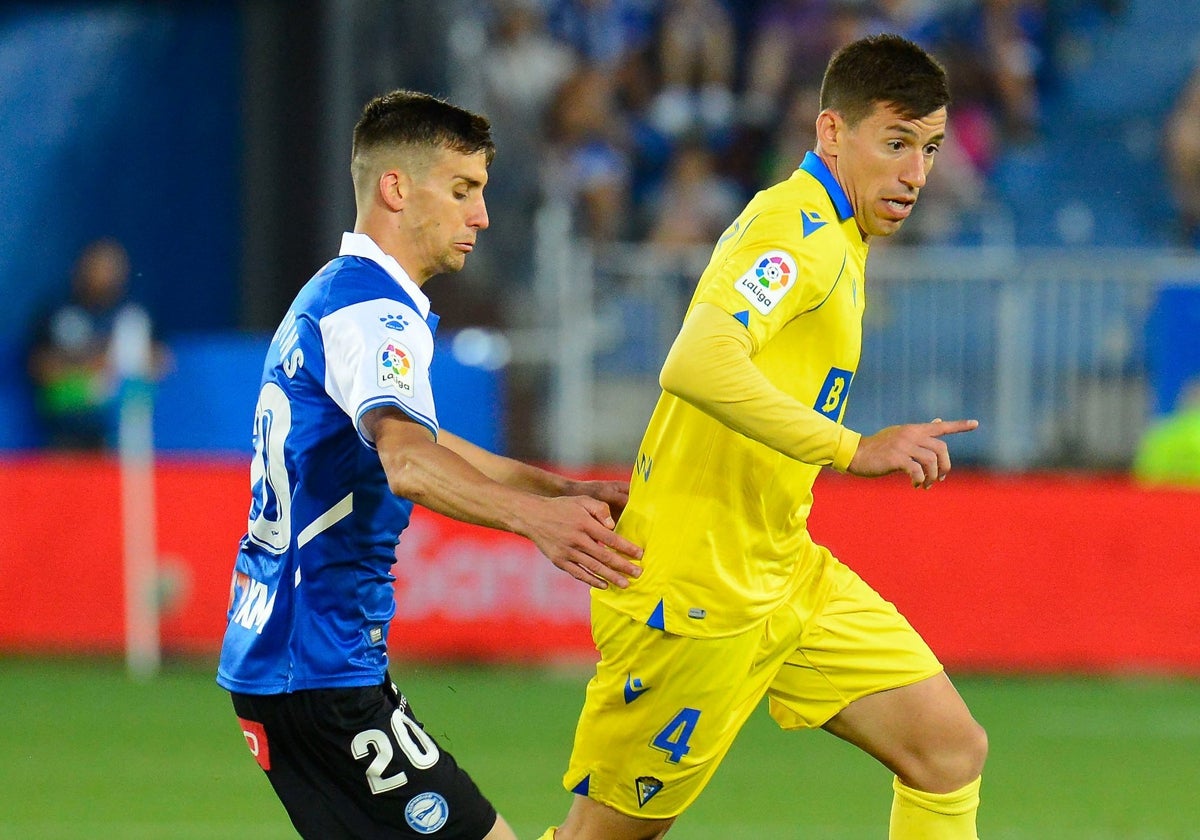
[766,556,944,731]
[564,600,802,820]
[821,669,986,790]
[232,682,499,839]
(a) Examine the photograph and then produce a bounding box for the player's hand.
[847,418,979,489]
[522,495,643,589]
[563,478,631,522]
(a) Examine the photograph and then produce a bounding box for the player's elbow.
[381,461,417,501]
[377,449,429,503]
[659,344,702,405]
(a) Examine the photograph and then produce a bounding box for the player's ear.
[815,110,842,154]
[378,170,409,212]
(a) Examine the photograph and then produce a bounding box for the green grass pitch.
[1,657,1197,839]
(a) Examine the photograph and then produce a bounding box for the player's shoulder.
[297,256,421,322]
[734,172,841,251]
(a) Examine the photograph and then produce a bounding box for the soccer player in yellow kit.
[542,34,987,840]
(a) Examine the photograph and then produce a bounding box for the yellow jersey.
[600,152,869,638]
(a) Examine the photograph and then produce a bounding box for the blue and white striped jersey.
[217,233,439,694]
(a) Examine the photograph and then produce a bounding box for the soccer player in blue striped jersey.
[218,90,642,840]
[543,35,987,840]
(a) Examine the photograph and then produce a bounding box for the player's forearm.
[660,303,861,470]
[378,430,547,536]
[437,430,569,496]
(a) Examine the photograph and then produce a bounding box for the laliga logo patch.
[735,250,797,315]
[405,791,449,834]
[378,341,415,396]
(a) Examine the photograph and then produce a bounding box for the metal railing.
[512,205,1200,469]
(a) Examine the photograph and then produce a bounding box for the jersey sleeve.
[661,302,861,470]
[693,209,838,353]
[319,298,438,447]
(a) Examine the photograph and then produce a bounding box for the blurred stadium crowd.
[478,0,1042,251]
[3,0,1200,463]
[434,0,1200,326]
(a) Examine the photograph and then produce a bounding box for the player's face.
[405,148,490,279]
[831,102,947,238]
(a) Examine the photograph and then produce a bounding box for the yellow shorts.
[561,547,943,818]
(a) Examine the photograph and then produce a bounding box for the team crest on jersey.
[735,250,797,315]
[404,791,449,834]
[636,776,664,807]
[378,340,415,396]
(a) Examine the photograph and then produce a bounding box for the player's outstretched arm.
[846,418,979,489]
[438,429,631,520]
[365,408,642,588]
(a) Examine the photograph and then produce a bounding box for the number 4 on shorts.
[651,707,701,764]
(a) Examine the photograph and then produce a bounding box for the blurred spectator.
[1133,377,1200,486]
[546,0,657,68]
[647,0,737,141]
[27,238,168,450]
[739,0,840,131]
[1165,62,1200,246]
[755,84,823,188]
[731,1,873,192]
[645,136,744,248]
[978,0,1044,143]
[542,65,635,241]
[477,0,580,305]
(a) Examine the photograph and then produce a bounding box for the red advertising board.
[1,455,1196,672]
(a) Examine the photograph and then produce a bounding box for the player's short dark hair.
[352,89,495,167]
[819,34,950,126]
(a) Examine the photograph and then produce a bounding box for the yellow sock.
[536,829,557,840]
[889,776,981,839]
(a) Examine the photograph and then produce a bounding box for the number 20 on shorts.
[651,707,701,763]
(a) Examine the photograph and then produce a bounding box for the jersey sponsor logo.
[735,250,797,315]
[800,209,827,238]
[636,776,664,807]
[378,341,415,396]
[624,674,651,704]
[230,572,277,634]
[238,717,271,771]
[404,791,449,834]
[815,367,854,421]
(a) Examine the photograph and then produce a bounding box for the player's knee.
[937,718,988,790]
[959,718,988,781]
[901,717,987,793]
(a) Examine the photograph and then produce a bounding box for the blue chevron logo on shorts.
[624,674,651,704]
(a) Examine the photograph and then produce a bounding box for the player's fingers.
[912,443,942,488]
[906,459,926,489]
[590,526,644,562]
[554,556,610,589]
[571,548,634,589]
[930,418,979,436]
[579,531,642,583]
[936,440,953,482]
[577,496,617,529]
